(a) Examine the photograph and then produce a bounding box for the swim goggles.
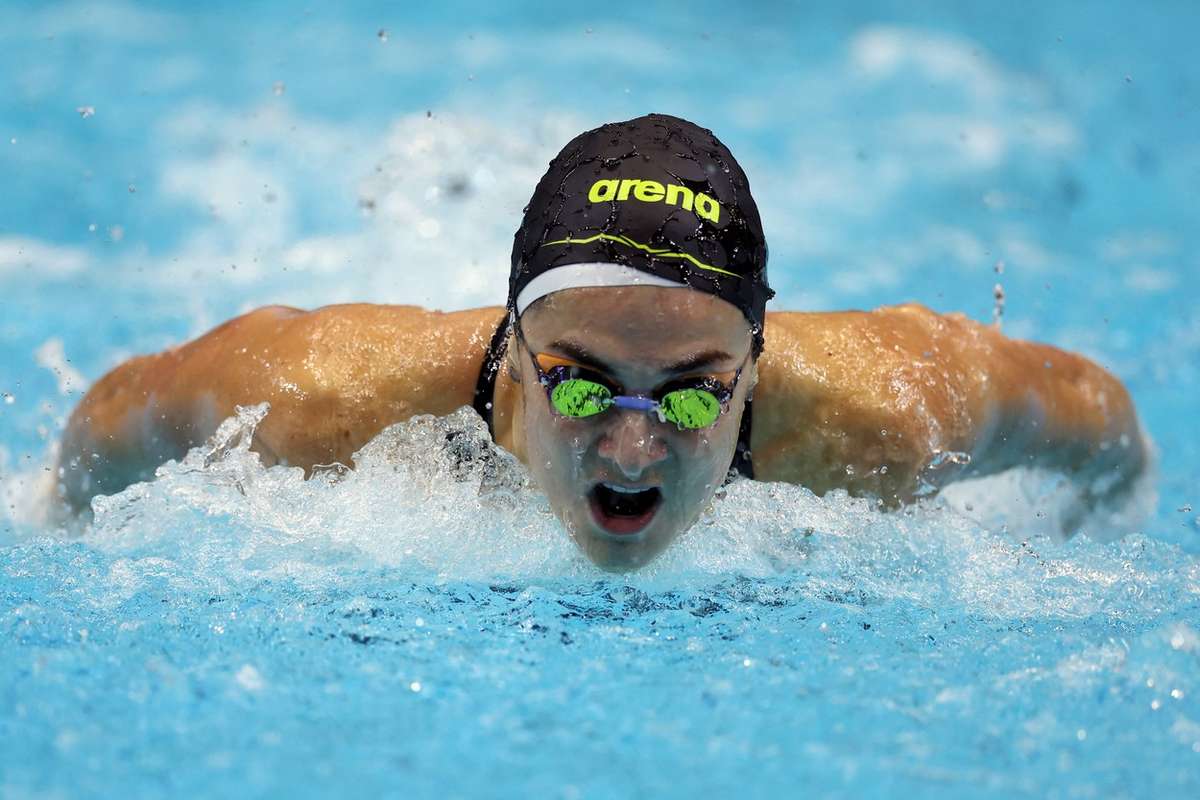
[513,320,747,430]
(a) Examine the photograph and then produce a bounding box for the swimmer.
[57,114,1146,569]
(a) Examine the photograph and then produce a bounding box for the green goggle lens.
[550,378,613,417]
[659,388,722,429]
[549,378,723,430]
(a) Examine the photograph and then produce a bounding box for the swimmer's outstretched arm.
[56,304,505,512]
[751,304,1146,510]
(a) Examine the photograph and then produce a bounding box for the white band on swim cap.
[514,262,688,316]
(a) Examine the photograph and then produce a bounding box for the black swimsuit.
[471,318,755,479]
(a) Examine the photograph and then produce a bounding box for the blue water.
[2,2,1199,797]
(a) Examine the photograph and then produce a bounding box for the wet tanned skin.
[58,292,1146,558]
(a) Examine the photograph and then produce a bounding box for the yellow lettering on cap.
[617,179,641,201]
[633,180,665,202]
[664,183,694,212]
[694,192,720,223]
[584,178,720,223]
[587,179,618,202]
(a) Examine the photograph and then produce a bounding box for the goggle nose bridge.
[610,395,657,413]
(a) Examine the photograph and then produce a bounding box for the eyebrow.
[545,339,735,376]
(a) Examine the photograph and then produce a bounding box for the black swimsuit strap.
[472,315,511,437]
[471,316,754,479]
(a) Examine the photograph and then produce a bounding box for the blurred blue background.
[1,2,1198,797]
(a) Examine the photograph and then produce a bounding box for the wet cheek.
[530,418,596,489]
[665,422,737,494]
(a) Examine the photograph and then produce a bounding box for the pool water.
[2,2,1198,797]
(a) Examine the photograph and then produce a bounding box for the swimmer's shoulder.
[752,304,997,497]
[760,302,985,386]
[165,302,505,466]
[227,303,507,459]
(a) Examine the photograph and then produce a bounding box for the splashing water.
[3,1,1199,795]
[2,405,1196,797]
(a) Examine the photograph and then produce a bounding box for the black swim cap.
[510,113,773,355]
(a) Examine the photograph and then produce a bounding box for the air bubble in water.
[273,81,286,96]
[76,106,95,119]
[377,28,389,42]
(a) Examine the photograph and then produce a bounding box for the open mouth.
[588,482,663,536]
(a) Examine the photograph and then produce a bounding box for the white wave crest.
[46,405,1175,626]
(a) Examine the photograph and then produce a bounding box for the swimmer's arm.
[752,305,1146,507]
[57,304,504,512]
[949,317,1146,503]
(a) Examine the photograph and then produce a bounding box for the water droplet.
[3,393,14,405]
[1171,689,1184,699]
[1124,74,1133,83]
[1151,699,1161,710]
[235,664,264,692]
[377,28,389,42]
[8,138,15,145]
[127,184,136,193]
[1178,504,1193,513]
[1076,729,1086,741]
[927,450,971,469]
[272,81,286,96]
[87,223,96,232]
[409,681,422,692]
[76,106,95,119]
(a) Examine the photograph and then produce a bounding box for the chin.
[579,535,661,572]
[563,501,682,571]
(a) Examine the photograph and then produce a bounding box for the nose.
[596,410,668,480]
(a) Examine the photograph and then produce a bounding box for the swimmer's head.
[511,113,772,355]
[506,114,771,570]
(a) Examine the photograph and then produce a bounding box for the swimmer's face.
[513,286,754,571]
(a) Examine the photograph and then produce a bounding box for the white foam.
[53,405,1170,622]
